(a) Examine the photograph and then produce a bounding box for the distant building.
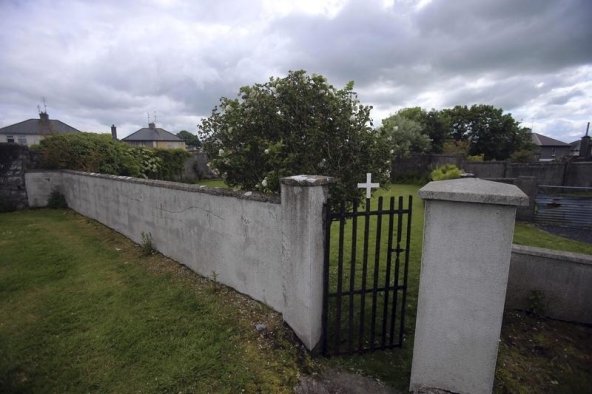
[121,122,185,150]
[570,140,581,156]
[0,111,80,147]
[530,132,570,161]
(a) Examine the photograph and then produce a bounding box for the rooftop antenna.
[42,97,47,113]
[37,104,42,114]
[147,112,151,124]
[153,111,157,125]
[586,122,590,137]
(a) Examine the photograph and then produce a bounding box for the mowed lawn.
[0,210,305,393]
[2,183,591,393]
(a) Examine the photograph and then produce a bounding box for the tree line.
[382,105,533,161]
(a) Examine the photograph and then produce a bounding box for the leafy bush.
[466,154,484,162]
[198,70,390,203]
[37,134,189,181]
[152,149,189,180]
[140,232,155,256]
[37,133,141,176]
[510,148,536,163]
[430,164,462,181]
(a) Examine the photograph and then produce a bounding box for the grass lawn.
[0,210,308,393]
[514,222,592,255]
[2,182,590,393]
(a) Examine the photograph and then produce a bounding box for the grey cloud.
[0,0,590,142]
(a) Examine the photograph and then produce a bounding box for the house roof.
[122,124,182,142]
[531,132,569,147]
[0,117,80,135]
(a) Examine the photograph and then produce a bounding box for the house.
[530,132,570,161]
[0,111,80,147]
[121,122,185,150]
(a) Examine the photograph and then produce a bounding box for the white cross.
[357,173,379,199]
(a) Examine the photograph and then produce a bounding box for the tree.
[380,114,431,157]
[176,130,201,148]
[198,70,390,203]
[395,107,447,153]
[441,105,531,160]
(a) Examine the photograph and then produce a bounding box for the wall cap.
[27,170,280,204]
[280,175,334,187]
[512,244,592,266]
[419,178,529,206]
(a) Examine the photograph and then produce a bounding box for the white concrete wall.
[506,244,592,324]
[25,171,331,349]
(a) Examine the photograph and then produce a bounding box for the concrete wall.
[565,162,592,187]
[391,155,592,187]
[25,170,331,350]
[506,163,565,185]
[506,245,592,325]
[463,161,506,178]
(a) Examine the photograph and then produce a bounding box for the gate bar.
[398,195,413,345]
[369,197,384,350]
[381,197,396,347]
[358,199,371,351]
[347,201,359,353]
[334,202,346,354]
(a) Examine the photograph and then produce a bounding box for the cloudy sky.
[1,0,590,142]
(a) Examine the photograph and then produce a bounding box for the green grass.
[2,184,590,393]
[514,223,592,255]
[193,178,229,188]
[0,210,307,393]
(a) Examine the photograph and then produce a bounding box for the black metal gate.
[322,196,412,356]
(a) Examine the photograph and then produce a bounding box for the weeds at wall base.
[140,232,155,256]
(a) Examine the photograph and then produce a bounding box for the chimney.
[148,122,156,130]
[39,112,49,122]
[580,122,591,159]
[111,124,118,140]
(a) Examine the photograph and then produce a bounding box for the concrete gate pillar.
[280,175,333,351]
[410,178,528,394]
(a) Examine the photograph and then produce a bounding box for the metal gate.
[535,185,592,228]
[322,196,412,356]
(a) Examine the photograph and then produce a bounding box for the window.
[7,135,14,143]
[18,136,27,145]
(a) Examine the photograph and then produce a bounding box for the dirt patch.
[296,368,400,394]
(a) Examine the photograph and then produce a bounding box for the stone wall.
[0,144,33,211]
[25,170,330,350]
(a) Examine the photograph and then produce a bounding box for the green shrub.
[466,154,484,162]
[140,232,155,256]
[199,70,390,203]
[37,133,189,182]
[430,164,462,181]
[38,133,141,176]
[152,149,189,180]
